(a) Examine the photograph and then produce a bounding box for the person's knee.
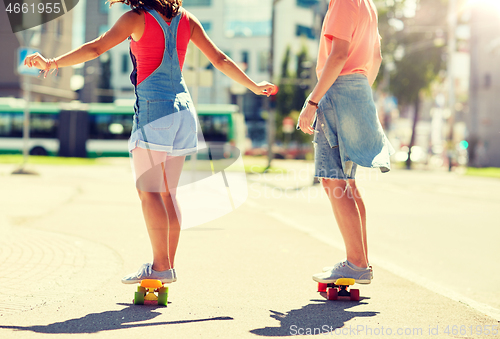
[321,178,347,198]
[137,189,161,202]
[322,178,346,189]
[160,190,176,201]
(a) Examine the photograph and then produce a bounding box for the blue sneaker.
[313,260,371,284]
[323,264,373,280]
[121,263,176,284]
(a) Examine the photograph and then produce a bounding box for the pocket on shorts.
[147,100,175,130]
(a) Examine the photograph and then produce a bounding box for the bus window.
[199,114,229,142]
[0,113,23,138]
[88,114,133,140]
[30,114,58,139]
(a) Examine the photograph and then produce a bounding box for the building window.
[56,19,63,37]
[258,51,269,73]
[183,0,211,6]
[297,0,319,8]
[98,25,109,37]
[241,51,250,72]
[296,25,315,39]
[226,20,271,38]
[484,73,491,89]
[122,53,130,74]
[224,0,272,38]
[100,1,110,13]
[200,21,212,34]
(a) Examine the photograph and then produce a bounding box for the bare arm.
[186,10,275,96]
[308,37,349,103]
[25,10,141,70]
[298,37,349,134]
[367,44,382,86]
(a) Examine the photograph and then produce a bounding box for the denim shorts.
[128,95,198,156]
[311,73,389,180]
[314,121,358,180]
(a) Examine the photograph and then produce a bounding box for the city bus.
[0,98,247,158]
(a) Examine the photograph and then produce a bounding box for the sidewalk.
[0,161,498,338]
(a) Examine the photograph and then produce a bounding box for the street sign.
[17,47,41,77]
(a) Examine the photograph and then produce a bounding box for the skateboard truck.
[317,278,360,301]
[133,279,168,306]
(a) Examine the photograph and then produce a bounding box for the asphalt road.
[247,161,500,318]
[0,159,498,338]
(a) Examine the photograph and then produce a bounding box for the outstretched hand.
[252,81,277,97]
[24,52,49,71]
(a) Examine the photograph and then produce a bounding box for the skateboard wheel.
[271,85,279,95]
[137,286,146,294]
[134,292,145,305]
[327,287,338,301]
[350,289,360,301]
[158,293,168,306]
[318,283,328,293]
[159,286,168,294]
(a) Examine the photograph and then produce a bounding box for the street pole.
[12,30,36,175]
[22,75,31,166]
[446,0,457,171]
[266,0,280,170]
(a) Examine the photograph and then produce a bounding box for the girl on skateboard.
[24,0,275,284]
[297,0,394,284]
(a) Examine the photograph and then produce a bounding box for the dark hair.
[108,0,182,19]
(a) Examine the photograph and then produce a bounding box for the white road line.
[267,210,500,322]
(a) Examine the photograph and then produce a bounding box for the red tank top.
[130,10,190,85]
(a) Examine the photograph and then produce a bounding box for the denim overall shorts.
[128,8,197,156]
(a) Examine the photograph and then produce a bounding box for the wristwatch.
[307,100,319,108]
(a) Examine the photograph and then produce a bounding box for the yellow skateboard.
[317,278,360,301]
[133,279,169,306]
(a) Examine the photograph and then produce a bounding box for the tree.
[376,0,448,169]
[275,44,315,147]
[276,45,295,120]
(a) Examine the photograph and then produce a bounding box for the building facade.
[468,3,500,167]
[78,0,112,103]
[0,1,75,102]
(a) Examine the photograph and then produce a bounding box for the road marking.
[267,210,500,322]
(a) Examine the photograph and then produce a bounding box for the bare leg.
[159,157,184,269]
[321,178,368,268]
[136,155,185,272]
[348,179,368,265]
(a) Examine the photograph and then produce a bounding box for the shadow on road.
[250,298,378,336]
[0,304,233,334]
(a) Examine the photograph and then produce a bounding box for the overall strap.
[147,8,182,45]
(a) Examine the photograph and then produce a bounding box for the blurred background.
[0,0,499,173]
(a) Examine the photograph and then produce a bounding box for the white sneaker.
[121,263,176,284]
[314,260,371,284]
[323,263,373,279]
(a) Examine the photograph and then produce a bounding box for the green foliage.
[275,44,313,145]
[276,46,295,119]
[377,0,448,104]
[293,45,310,110]
[466,167,500,179]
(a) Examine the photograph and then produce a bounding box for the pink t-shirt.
[316,0,380,79]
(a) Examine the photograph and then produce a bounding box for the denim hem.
[128,140,197,156]
[314,175,356,180]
